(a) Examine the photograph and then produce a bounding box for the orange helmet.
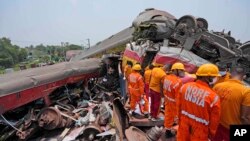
[196,64,221,77]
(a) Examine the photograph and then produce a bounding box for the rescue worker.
[212,67,250,141]
[177,64,221,141]
[124,61,133,80]
[137,95,149,117]
[128,64,145,116]
[124,61,133,99]
[143,64,154,118]
[214,63,230,85]
[149,64,167,120]
[162,63,183,138]
[144,64,154,101]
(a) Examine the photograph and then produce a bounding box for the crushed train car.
[73,8,250,84]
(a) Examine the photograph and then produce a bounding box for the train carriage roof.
[0,58,101,97]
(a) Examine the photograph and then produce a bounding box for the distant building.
[66,50,82,61]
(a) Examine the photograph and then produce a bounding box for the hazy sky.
[0,0,249,47]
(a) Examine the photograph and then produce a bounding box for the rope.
[0,115,24,133]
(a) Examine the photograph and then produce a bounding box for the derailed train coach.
[0,59,107,140]
[122,8,250,84]
[0,56,162,140]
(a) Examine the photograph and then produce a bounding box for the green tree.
[0,38,17,67]
[18,48,28,62]
[66,44,82,51]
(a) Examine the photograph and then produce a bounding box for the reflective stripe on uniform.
[210,95,219,108]
[180,85,185,93]
[181,110,209,126]
[165,95,176,102]
[173,82,180,89]
[129,75,137,83]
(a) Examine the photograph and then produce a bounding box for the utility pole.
[86,38,90,49]
[61,42,66,61]
[80,38,90,50]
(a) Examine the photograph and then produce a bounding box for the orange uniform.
[124,65,132,96]
[144,69,152,97]
[149,67,166,93]
[177,80,220,141]
[128,71,144,111]
[124,65,132,79]
[143,69,152,114]
[214,72,230,85]
[140,95,149,114]
[212,79,250,141]
[144,69,152,84]
[149,67,166,118]
[162,74,182,129]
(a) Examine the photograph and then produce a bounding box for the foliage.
[0,37,83,70]
[25,43,82,61]
[93,44,125,58]
[0,37,28,68]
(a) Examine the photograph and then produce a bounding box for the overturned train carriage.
[0,56,127,141]
[0,58,101,115]
[73,8,250,84]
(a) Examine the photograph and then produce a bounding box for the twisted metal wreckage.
[0,8,250,141]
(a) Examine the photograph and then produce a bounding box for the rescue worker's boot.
[129,110,134,115]
[165,129,175,138]
[144,112,149,118]
[129,110,144,119]
[148,114,152,120]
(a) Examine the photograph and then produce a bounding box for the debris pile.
[0,76,119,141]
[0,76,166,141]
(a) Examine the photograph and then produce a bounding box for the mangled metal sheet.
[113,98,129,140]
[156,46,210,72]
[125,126,148,141]
[132,8,176,27]
[0,58,101,96]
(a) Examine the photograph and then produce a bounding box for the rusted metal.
[113,98,129,141]
[146,126,163,141]
[78,124,102,141]
[63,126,85,141]
[125,126,149,141]
[196,18,208,30]
[15,109,40,140]
[16,124,39,140]
[98,102,112,126]
[37,107,72,130]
